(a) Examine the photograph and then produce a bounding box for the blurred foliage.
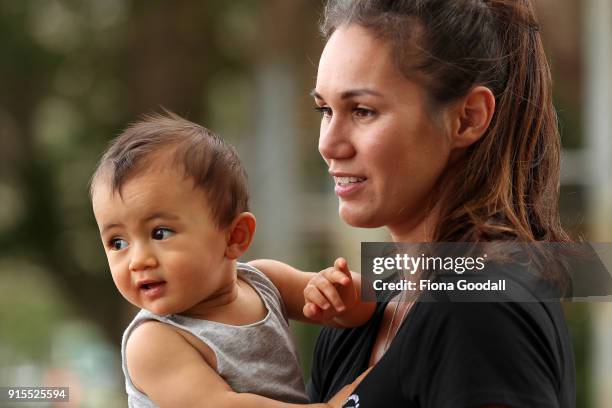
[0,0,301,345]
[0,261,71,361]
[564,303,592,408]
[0,0,326,390]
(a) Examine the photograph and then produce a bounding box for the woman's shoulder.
[405,294,568,345]
[397,297,573,385]
[391,299,574,406]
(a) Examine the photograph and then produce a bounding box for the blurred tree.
[0,0,325,352]
[0,0,129,345]
[0,0,274,347]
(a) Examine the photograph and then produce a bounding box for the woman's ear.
[225,212,257,260]
[450,85,495,149]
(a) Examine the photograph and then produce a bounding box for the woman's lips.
[334,176,367,197]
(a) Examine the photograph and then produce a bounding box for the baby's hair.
[90,111,249,228]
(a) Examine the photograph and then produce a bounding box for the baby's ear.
[225,212,256,260]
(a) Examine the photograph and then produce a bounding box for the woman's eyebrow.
[311,88,383,100]
[310,89,323,99]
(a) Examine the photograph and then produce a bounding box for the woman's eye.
[152,227,174,240]
[354,107,375,119]
[314,106,332,118]
[109,238,128,251]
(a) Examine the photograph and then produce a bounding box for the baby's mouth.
[138,280,166,291]
[138,280,167,299]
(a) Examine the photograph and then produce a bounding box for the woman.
[307,0,575,407]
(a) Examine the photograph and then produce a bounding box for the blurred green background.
[1,0,611,407]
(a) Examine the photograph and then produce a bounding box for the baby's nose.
[129,244,158,272]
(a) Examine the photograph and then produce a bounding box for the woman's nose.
[129,243,158,272]
[318,118,356,162]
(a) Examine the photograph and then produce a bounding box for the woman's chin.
[339,205,382,229]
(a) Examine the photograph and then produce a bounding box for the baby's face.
[92,160,233,316]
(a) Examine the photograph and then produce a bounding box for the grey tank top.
[121,262,308,407]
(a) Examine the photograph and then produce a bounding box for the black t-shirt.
[307,296,575,407]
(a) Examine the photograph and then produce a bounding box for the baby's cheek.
[109,267,130,292]
[109,271,121,288]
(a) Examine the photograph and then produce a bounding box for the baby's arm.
[126,321,337,408]
[249,259,375,327]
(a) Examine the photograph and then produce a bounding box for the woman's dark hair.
[322,0,569,243]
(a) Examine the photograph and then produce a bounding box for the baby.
[90,112,374,407]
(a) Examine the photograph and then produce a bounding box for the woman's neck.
[388,204,441,242]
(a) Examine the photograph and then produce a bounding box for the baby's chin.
[130,299,180,317]
[142,305,179,316]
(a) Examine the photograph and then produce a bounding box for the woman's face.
[314,24,454,239]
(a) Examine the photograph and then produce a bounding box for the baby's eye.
[109,238,128,251]
[152,227,174,240]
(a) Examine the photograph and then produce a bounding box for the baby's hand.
[303,257,357,322]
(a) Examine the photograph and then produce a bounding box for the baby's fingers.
[314,277,346,312]
[304,283,331,311]
[328,269,351,286]
[303,302,324,320]
[332,257,352,285]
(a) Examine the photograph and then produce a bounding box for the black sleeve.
[400,301,571,408]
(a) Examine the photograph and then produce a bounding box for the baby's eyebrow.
[142,212,180,223]
[100,212,179,235]
[101,222,123,235]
